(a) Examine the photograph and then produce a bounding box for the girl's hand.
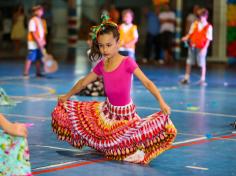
[40,39,46,48]
[4,123,28,137]
[160,101,171,115]
[200,47,207,55]
[38,39,46,50]
[58,94,69,103]
[181,36,188,42]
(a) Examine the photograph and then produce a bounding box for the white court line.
[32,144,81,152]
[31,133,233,155]
[3,113,49,120]
[174,130,236,145]
[178,132,203,137]
[1,82,56,95]
[179,130,236,138]
[33,161,78,171]
[31,145,98,171]
[137,106,236,119]
[11,96,57,101]
[32,145,97,155]
[0,75,32,81]
[181,89,236,96]
[173,137,206,145]
[3,107,236,124]
[186,166,208,170]
[31,132,235,171]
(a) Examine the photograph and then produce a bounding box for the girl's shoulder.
[123,57,138,73]
[123,57,138,68]
[94,59,104,67]
[124,56,136,62]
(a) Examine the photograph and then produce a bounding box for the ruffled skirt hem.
[51,100,177,164]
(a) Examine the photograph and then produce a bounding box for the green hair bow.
[90,12,118,40]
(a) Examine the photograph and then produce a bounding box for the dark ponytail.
[89,40,102,62]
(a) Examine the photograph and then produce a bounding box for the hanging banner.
[227,0,236,64]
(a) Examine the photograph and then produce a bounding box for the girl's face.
[199,15,207,23]
[123,13,133,24]
[97,32,119,59]
[35,8,44,17]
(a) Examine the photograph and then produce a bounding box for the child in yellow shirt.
[119,9,138,59]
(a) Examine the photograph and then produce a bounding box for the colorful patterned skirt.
[0,130,32,176]
[51,99,177,164]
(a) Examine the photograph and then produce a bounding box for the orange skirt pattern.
[51,100,177,164]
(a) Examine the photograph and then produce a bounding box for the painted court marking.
[186,166,208,171]
[3,113,49,120]
[32,159,107,175]
[0,75,33,81]
[31,144,97,155]
[31,131,236,155]
[181,88,236,96]
[3,105,236,123]
[171,133,236,149]
[0,82,56,97]
[0,80,234,175]
[31,145,80,152]
[173,137,207,145]
[31,133,236,175]
[138,106,236,119]
[33,161,78,171]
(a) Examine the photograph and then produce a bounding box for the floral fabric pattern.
[0,130,31,176]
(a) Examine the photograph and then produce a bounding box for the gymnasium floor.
[0,55,236,176]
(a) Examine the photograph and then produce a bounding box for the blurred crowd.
[0,2,210,66]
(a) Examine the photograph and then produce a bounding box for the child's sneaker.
[197,80,207,86]
[124,150,145,163]
[36,73,45,78]
[23,74,29,79]
[180,78,189,85]
[230,121,236,129]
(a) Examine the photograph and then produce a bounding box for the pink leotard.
[93,57,138,106]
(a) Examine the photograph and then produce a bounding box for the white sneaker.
[124,150,145,163]
[142,58,148,63]
[196,80,208,86]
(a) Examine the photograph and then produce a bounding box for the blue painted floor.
[0,56,236,176]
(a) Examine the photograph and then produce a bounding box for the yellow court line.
[0,82,56,97]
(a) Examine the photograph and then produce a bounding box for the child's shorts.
[27,49,43,62]
[186,47,207,67]
[119,50,135,60]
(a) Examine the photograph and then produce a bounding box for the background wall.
[0,0,230,62]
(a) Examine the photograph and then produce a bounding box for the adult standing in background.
[109,4,120,24]
[159,3,176,64]
[142,6,162,64]
[11,5,26,54]
[185,5,200,34]
[42,2,53,50]
[2,12,12,48]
